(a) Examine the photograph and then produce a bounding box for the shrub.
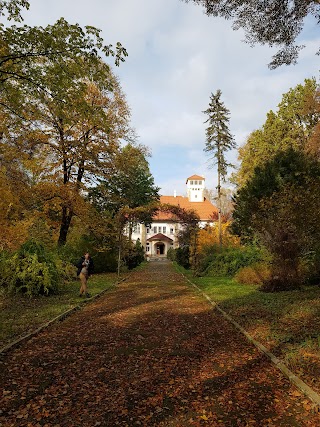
[125,240,145,270]
[300,248,320,286]
[199,245,263,277]
[0,240,69,296]
[235,263,271,285]
[176,246,190,269]
[62,234,118,273]
[167,247,176,261]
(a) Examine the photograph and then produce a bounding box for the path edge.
[0,277,127,356]
[181,272,320,412]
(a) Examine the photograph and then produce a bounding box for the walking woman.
[77,252,94,297]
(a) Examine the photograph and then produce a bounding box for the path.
[1,261,320,426]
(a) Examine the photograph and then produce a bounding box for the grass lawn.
[175,263,320,394]
[0,272,120,348]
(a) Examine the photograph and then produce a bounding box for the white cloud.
[140,111,204,149]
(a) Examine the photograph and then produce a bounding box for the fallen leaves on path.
[1,262,320,426]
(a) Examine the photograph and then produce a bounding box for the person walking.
[77,252,94,297]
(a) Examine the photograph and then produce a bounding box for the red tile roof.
[186,174,205,183]
[147,233,173,242]
[155,195,218,221]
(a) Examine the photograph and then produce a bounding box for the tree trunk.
[128,222,133,244]
[117,229,122,278]
[217,167,222,249]
[58,206,73,246]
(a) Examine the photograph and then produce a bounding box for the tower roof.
[186,174,205,184]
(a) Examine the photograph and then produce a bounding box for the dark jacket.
[76,256,94,277]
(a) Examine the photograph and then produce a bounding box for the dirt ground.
[1,261,320,426]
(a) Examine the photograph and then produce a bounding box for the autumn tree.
[203,89,235,248]
[0,20,133,247]
[232,149,320,291]
[182,0,320,68]
[0,6,127,115]
[234,78,320,188]
[0,0,29,21]
[306,85,320,159]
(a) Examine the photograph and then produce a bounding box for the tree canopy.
[232,149,320,290]
[234,78,320,187]
[183,0,320,68]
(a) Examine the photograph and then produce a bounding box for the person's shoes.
[79,293,83,297]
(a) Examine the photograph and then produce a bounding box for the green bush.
[62,234,118,273]
[199,245,263,277]
[0,240,68,296]
[125,240,145,270]
[300,248,320,286]
[167,247,176,261]
[176,246,190,269]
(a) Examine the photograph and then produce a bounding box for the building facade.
[131,175,218,258]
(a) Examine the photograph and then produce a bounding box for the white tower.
[186,175,205,202]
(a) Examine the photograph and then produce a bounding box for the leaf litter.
[1,261,320,426]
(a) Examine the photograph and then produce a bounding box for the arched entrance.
[155,242,165,256]
[147,233,173,258]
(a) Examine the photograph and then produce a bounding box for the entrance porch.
[146,233,173,258]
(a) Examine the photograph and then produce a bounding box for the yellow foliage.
[197,221,240,254]
[234,263,271,285]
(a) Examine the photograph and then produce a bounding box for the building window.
[163,226,166,234]
[146,244,150,252]
[170,227,174,234]
[199,180,202,185]
[190,180,193,185]
[195,195,197,198]
[146,227,150,234]
[194,180,198,185]
[132,224,141,233]
[153,226,157,233]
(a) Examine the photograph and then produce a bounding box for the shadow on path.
[1,262,320,426]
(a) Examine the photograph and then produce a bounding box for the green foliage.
[90,144,159,216]
[167,247,176,261]
[1,11,132,248]
[198,245,263,277]
[235,79,319,187]
[62,234,118,274]
[300,249,320,286]
[0,240,69,296]
[203,89,236,180]
[125,240,145,270]
[183,1,320,68]
[175,246,190,269]
[232,149,320,291]
[0,0,29,22]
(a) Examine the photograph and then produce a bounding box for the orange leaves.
[197,222,240,254]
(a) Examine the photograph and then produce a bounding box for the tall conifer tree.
[203,90,235,247]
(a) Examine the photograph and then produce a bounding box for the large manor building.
[131,175,218,258]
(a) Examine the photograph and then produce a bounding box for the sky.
[21,0,320,196]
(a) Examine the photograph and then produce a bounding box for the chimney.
[174,190,177,198]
